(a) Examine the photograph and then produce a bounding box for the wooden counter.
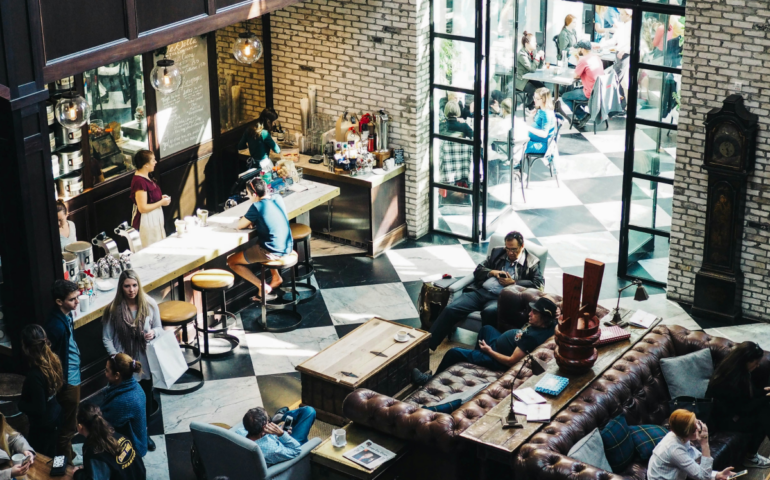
[73,180,339,329]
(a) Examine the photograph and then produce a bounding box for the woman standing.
[130,150,170,248]
[18,324,63,456]
[524,88,557,156]
[594,6,617,43]
[237,108,281,172]
[648,409,734,480]
[556,15,578,63]
[99,354,148,459]
[514,32,545,112]
[57,200,77,251]
[0,413,35,480]
[706,341,770,468]
[102,270,162,452]
[75,403,146,480]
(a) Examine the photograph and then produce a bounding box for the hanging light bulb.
[55,93,90,131]
[150,57,183,94]
[233,31,262,65]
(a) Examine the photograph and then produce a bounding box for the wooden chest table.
[296,317,430,425]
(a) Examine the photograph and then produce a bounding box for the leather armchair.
[516,325,770,480]
[190,421,322,480]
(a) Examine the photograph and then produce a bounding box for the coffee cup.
[331,428,347,447]
[197,209,209,227]
[175,219,186,236]
[397,330,409,341]
[79,295,89,312]
[12,453,25,465]
[384,158,395,171]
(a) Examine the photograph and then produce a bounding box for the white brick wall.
[669,0,770,321]
[269,0,431,237]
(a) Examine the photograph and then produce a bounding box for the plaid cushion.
[600,414,635,472]
[629,424,668,461]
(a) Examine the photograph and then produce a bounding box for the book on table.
[595,325,631,346]
[512,387,547,405]
[535,374,569,396]
[512,401,552,423]
[343,440,396,470]
[628,310,656,329]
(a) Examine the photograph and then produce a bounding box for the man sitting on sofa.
[235,405,316,466]
[427,231,544,351]
[414,297,557,385]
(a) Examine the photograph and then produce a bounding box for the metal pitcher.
[114,221,143,253]
[92,232,120,260]
[375,109,389,151]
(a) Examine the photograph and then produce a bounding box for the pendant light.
[55,92,90,131]
[150,56,183,94]
[233,31,263,64]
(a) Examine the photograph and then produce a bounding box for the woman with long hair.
[102,270,162,452]
[0,413,34,480]
[556,14,578,62]
[130,150,170,247]
[18,324,63,456]
[237,108,281,172]
[514,32,545,112]
[75,403,146,480]
[99,354,149,459]
[706,341,770,468]
[57,199,77,250]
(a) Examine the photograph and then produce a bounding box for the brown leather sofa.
[516,325,770,480]
[342,287,609,453]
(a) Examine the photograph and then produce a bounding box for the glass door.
[619,4,685,286]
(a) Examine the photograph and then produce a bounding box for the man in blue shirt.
[235,406,316,466]
[227,177,293,302]
[44,279,83,466]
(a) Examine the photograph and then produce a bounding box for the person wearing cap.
[413,297,557,383]
[557,41,604,128]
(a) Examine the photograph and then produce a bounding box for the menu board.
[154,36,212,158]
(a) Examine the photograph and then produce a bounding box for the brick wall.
[668,0,770,320]
[216,19,267,132]
[270,0,431,237]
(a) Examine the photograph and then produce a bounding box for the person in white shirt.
[648,409,734,480]
[604,8,633,59]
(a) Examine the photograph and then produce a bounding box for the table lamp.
[610,280,649,324]
[504,352,548,429]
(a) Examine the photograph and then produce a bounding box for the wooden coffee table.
[296,317,430,425]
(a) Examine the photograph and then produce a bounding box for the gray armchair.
[449,233,548,332]
[190,421,322,480]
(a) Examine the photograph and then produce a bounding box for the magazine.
[512,387,547,405]
[628,310,656,329]
[343,440,397,470]
[512,401,552,422]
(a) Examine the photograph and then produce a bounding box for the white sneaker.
[71,453,83,467]
[745,453,770,468]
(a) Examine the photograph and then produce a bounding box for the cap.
[529,297,558,318]
[575,40,592,51]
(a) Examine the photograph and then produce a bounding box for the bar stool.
[191,269,240,357]
[255,251,303,333]
[289,223,317,303]
[156,301,205,395]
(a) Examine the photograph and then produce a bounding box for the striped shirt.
[648,432,716,480]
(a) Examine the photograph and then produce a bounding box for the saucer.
[394,333,410,343]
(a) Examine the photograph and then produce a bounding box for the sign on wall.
[154,35,212,158]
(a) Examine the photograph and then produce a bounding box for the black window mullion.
[631,171,674,184]
[635,118,678,130]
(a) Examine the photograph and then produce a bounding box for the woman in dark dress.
[706,341,770,468]
[130,150,170,247]
[18,324,63,456]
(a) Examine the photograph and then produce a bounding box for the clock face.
[710,123,742,168]
[719,141,735,158]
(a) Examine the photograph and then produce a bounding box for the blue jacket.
[101,378,148,457]
[44,307,76,386]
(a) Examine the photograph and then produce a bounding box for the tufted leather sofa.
[516,325,770,480]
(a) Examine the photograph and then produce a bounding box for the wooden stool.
[191,269,239,357]
[157,301,205,395]
[290,223,317,303]
[255,251,303,332]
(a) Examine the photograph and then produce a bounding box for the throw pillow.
[660,348,714,399]
[600,414,635,472]
[568,428,613,472]
[629,424,668,461]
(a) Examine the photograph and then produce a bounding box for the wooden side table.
[311,423,408,480]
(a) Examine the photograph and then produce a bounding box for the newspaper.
[343,440,397,470]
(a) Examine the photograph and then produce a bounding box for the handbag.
[417,282,452,331]
[668,396,714,422]
[146,330,188,389]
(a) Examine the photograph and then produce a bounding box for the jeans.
[561,88,589,120]
[428,289,499,350]
[276,406,316,444]
[56,384,80,461]
[436,325,510,373]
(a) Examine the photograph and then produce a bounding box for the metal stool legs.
[290,235,317,303]
[155,318,205,395]
[196,289,240,358]
[260,264,302,333]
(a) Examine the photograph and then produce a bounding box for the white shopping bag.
[146,330,188,389]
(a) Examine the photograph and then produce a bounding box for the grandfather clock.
[691,95,758,324]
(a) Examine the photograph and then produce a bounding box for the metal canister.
[59,146,83,174]
[57,171,83,198]
[52,155,60,178]
[46,103,54,126]
[65,241,94,274]
[55,124,82,146]
[63,252,80,280]
[49,131,56,152]
[54,76,74,91]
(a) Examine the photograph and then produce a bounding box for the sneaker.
[71,453,83,467]
[745,453,770,468]
[411,368,433,387]
[147,437,156,452]
[271,406,289,423]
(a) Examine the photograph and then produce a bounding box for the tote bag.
[146,330,188,389]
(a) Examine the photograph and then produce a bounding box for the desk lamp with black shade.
[609,280,649,325]
[503,351,548,429]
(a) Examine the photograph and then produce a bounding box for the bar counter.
[73,179,339,329]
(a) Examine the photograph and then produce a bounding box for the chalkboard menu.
[154,36,212,158]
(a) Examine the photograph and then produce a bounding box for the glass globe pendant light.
[233,31,262,64]
[150,56,183,94]
[55,92,90,131]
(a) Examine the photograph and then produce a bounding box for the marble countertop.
[73,180,339,329]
